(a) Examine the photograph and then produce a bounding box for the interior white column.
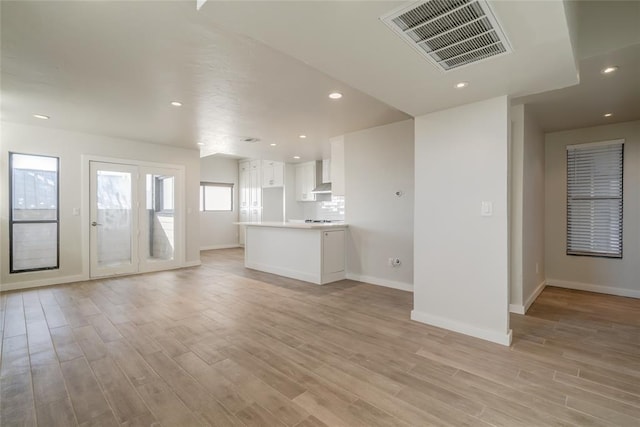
[413,96,512,346]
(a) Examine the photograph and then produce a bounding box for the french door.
[89,161,182,278]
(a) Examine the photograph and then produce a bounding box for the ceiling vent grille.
[381,0,512,72]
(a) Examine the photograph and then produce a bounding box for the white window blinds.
[566,140,624,258]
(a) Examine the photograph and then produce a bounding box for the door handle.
[91,221,102,226]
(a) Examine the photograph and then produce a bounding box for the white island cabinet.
[240,222,347,284]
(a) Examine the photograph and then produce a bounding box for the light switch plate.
[481,201,493,216]
[72,207,80,216]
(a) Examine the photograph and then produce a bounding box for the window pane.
[12,154,58,221]
[568,199,622,256]
[204,185,232,211]
[566,142,623,258]
[162,177,174,211]
[146,175,154,210]
[12,223,57,271]
[146,174,175,261]
[96,171,132,267]
[97,170,132,209]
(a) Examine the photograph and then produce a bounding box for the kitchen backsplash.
[302,195,345,221]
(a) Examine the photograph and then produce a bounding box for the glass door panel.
[144,173,175,262]
[90,162,138,277]
[139,166,181,272]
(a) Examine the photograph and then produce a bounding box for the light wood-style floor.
[1,248,640,426]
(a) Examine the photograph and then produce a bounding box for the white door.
[90,162,139,277]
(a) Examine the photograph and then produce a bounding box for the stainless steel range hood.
[311,159,332,193]
[311,182,332,194]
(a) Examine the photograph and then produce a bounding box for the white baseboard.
[200,244,241,251]
[546,279,640,299]
[509,304,525,315]
[245,262,323,285]
[411,309,512,346]
[0,274,87,292]
[346,273,413,292]
[1,261,202,292]
[524,280,547,311]
[183,260,202,268]
[510,279,546,315]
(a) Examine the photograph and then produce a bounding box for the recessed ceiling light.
[299,135,307,139]
[197,142,205,146]
[270,143,277,146]
[601,66,618,74]
[603,113,613,117]
[293,156,301,159]
[170,101,183,107]
[328,92,343,99]
[33,114,50,120]
[455,82,469,89]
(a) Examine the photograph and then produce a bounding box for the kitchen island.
[237,222,347,285]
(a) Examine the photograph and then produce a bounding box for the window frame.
[566,139,624,259]
[9,152,61,273]
[199,182,234,212]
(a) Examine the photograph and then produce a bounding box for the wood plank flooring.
[1,248,639,426]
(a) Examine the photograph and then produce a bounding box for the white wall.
[0,122,201,289]
[510,104,546,314]
[545,120,640,298]
[413,96,511,346]
[199,155,239,250]
[344,119,414,291]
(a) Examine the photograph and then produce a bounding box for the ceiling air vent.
[381,0,512,72]
[241,137,260,143]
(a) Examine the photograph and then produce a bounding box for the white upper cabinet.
[261,160,284,188]
[238,161,251,209]
[330,136,345,196]
[249,167,261,208]
[238,159,262,216]
[322,158,331,183]
[295,161,317,202]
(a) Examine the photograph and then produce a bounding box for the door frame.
[81,155,186,279]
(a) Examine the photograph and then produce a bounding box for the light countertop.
[235,221,348,230]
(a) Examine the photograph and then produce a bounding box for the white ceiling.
[514,0,640,131]
[201,0,579,118]
[0,1,409,161]
[514,43,640,132]
[2,1,638,158]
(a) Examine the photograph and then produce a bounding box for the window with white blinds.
[566,140,624,258]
